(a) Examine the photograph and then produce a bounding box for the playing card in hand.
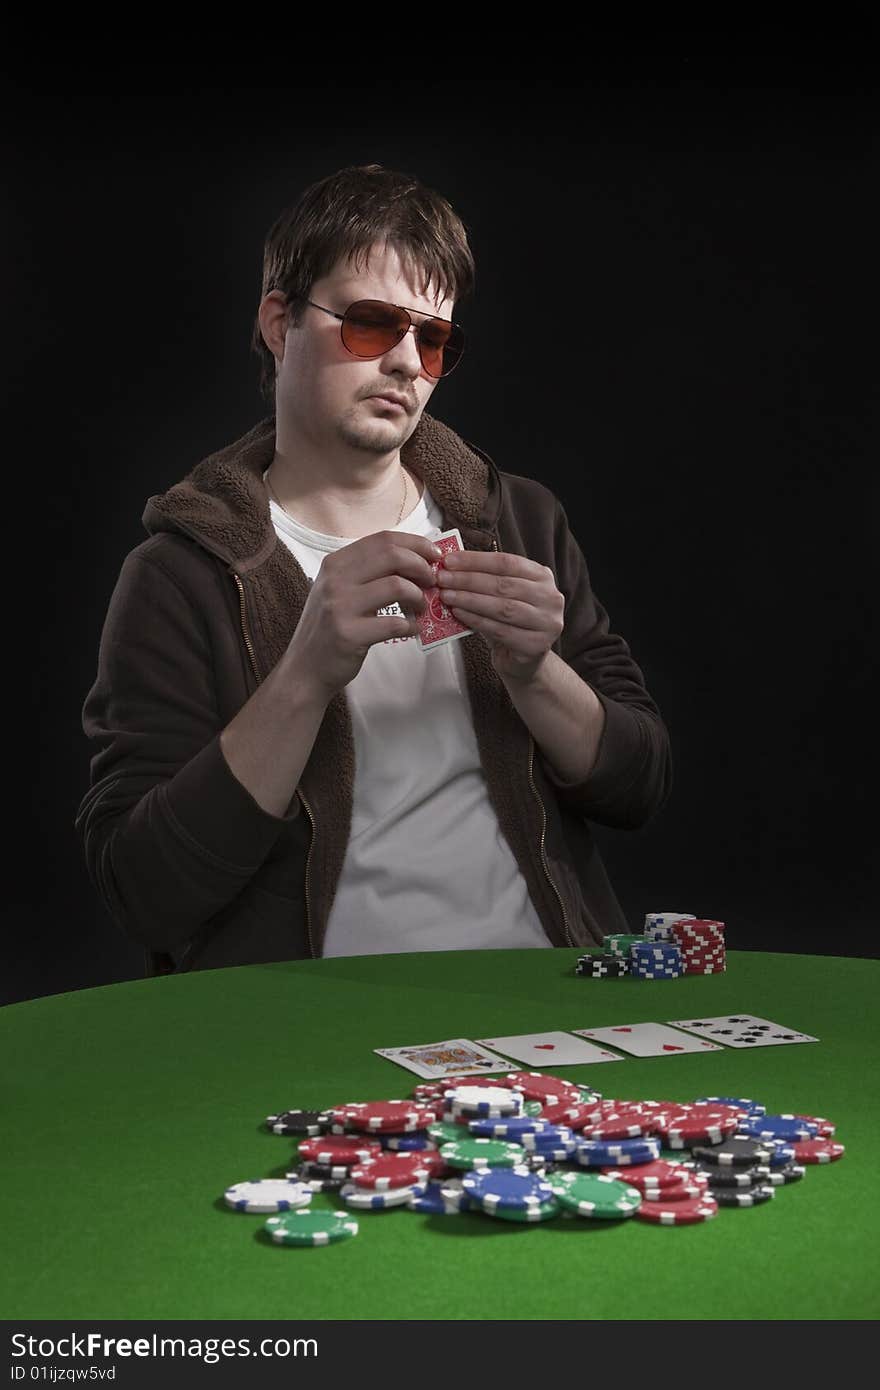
[417,528,474,651]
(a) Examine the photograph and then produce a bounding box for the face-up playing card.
[572,1023,724,1058]
[666,1014,819,1048]
[374,1038,512,1080]
[474,1032,624,1066]
[417,528,474,652]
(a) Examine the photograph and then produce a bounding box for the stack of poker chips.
[668,919,726,973]
[575,951,630,978]
[574,912,727,979]
[643,912,726,973]
[236,1079,844,1239]
[630,940,684,979]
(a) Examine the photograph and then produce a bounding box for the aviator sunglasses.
[287,295,466,378]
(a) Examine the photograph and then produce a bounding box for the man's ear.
[258,291,290,363]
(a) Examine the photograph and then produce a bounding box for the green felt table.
[2,949,878,1321]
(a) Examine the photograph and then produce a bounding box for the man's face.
[275,240,454,452]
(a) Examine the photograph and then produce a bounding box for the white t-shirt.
[264,468,551,957]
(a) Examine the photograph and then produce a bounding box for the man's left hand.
[437,550,564,684]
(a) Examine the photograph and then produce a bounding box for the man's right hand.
[288,531,444,699]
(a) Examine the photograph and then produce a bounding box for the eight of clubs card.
[666,1014,819,1047]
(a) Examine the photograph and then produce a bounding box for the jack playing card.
[416,528,474,652]
[374,1038,512,1079]
[666,1014,819,1048]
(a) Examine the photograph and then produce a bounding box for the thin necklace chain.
[265,466,408,527]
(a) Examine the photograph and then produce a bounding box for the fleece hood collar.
[141,410,503,567]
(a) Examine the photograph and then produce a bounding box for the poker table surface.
[2,947,877,1321]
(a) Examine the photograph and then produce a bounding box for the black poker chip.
[286,1167,346,1192]
[710,1183,776,1207]
[575,953,630,978]
[760,1162,806,1186]
[297,1159,354,1180]
[266,1109,333,1137]
[686,1161,769,1189]
[691,1136,775,1166]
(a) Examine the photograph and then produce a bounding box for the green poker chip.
[523,1101,544,1117]
[488,1197,561,1223]
[426,1120,469,1145]
[604,933,648,954]
[575,1088,602,1106]
[264,1209,359,1246]
[438,1137,526,1170]
[547,1171,642,1218]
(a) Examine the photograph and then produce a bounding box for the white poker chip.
[443,1085,521,1115]
[339,1182,426,1209]
[224,1179,314,1213]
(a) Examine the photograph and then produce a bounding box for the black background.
[4,63,876,1006]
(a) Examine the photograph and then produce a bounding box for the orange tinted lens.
[419,319,462,378]
[342,300,406,356]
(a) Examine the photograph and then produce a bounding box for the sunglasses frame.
[287,295,465,379]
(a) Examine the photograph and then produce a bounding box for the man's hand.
[437,550,564,684]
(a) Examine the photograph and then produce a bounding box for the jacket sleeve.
[74,545,302,951]
[536,496,673,829]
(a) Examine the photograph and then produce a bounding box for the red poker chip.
[330,1100,438,1133]
[792,1114,836,1137]
[603,1103,677,1136]
[600,1159,710,1194]
[661,1118,740,1147]
[635,1192,719,1225]
[297,1136,383,1164]
[649,1179,710,1202]
[653,1103,744,1128]
[790,1138,845,1164]
[412,1076,479,1101]
[538,1100,605,1129]
[580,1113,649,1140]
[502,1072,582,1104]
[348,1152,446,1189]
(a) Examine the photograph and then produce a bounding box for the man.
[75,163,672,976]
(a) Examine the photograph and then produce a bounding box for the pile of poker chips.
[222,1074,844,1243]
[576,910,727,979]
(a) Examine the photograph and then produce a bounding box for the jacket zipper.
[490,536,574,948]
[232,570,317,959]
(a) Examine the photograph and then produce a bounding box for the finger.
[442,551,549,582]
[446,595,546,632]
[437,570,547,602]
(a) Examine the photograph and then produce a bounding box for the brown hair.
[250,163,476,405]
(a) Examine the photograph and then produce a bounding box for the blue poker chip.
[630,969,683,979]
[764,1141,797,1167]
[407,1179,477,1214]
[693,1097,767,1116]
[379,1133,438,1151]
[520,1125,577,1155]
[573,1137,661,1167]
[737,1115,818,1142]
[461,1165,555,1213]
[468,1115,552,1139]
